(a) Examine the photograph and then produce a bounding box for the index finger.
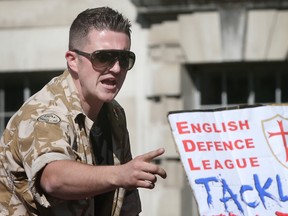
[140,148,165,162]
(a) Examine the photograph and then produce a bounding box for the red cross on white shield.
[262,114,288,169]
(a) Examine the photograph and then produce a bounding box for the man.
[0,7,167,216]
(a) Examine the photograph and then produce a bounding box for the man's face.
[73,29,131,106]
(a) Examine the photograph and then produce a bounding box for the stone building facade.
[0,0,288,215]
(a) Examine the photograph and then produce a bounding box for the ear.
[65,50,78,73]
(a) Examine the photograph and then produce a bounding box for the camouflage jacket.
[0,70,141,216]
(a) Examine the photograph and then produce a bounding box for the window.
[185,61,288,109]
[200,72,222,105]
[281,72,288,102]
[226,72,249,104]
[0,71,61,133]
[254,72,276,103]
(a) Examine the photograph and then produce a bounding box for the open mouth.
[101,78,116,87]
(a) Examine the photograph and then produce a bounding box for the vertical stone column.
[219,3,247,61]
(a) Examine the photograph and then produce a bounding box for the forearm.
[40,148,167,200]
[40,160,119,200]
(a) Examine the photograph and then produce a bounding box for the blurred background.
[0,0,288,215]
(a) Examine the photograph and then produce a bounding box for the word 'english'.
[176,120,250,134]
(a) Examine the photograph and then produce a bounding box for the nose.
[109,59,122,73]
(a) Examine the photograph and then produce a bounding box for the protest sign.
[167,105,288,216]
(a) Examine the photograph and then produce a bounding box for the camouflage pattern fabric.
[0,70,141,216]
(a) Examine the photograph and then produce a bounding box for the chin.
[96,89,119,103]
[100,94,117,102]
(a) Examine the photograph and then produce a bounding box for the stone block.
[0,0,136,28]
[178,12,222,63]
[219,5,246,61]
[244,10,276,60]
[161,159,185,188]
[149,62,181,95]
[148,21,185,63]
[139,187,182,216]
[267,11,288,60]
[0,27,68,71]
[148,21,180,45]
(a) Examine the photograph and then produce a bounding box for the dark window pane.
[254,73,275,103]
[29,72,60,95]
[30,80,47,95]
[1,71,61,127]
[227,74,249,104]
[201,73,221,105]
[281,73,288,102]
[4,82,23,111]
[5,117,11,126]
[188,62,288,107]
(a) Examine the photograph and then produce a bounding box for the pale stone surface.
[149,62,181,95]
[267,11,288,60]
[149,21,180,45]
[149,45,186,63]
[219,5,246,61]
[140,187,182,216]
[178,12,222,63]
[244,10,277,60]
[0,27,68,71]
[0,0,136,28]
[145,97,182,158]
[0,0,137,71]
[149,21,185,63]
[161,159,185,187]
[149,24,166,45]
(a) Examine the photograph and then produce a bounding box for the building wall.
[145,6,288,216]
[0,1,163,215]
[1,1,288,216]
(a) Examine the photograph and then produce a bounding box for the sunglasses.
[73,49,136,71]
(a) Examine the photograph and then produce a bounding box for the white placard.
[168,105,288,216]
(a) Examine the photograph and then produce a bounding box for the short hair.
[69,7,132,50]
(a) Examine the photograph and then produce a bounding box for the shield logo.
[262,114,288,169]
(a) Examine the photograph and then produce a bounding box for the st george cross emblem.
[262,114,288,169]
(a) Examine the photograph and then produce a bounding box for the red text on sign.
[176,120,250,134]
[187,157,260,171]
[182,138,255,152]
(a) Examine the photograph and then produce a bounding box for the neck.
[81,99,104,122]
[71,73,103,121]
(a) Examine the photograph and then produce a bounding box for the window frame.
[184,61,288,110]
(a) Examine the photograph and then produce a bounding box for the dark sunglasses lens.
[91,50,135,70]
[118,53,133,70]
[91,52,115,68]
[120,52,135,70]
